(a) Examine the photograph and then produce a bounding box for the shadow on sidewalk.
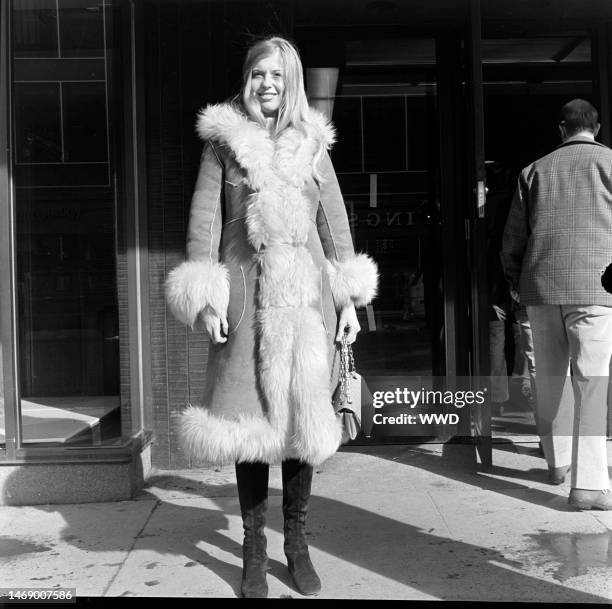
[339,441,579,510]
[2,470,609,601]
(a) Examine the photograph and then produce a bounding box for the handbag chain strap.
[339,334,355,404]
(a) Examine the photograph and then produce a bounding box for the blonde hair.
[240,37,311,137]
[236,37,329,179]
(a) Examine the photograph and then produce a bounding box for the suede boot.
[282,459,322,596]
[235,461,270,598]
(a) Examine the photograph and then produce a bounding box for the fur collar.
[196,102,335,153]
[195,102,335,251]
[195,103,335,191]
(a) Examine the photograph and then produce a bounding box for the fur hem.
[327,254,379,308]
[291,405,343,465]
[178,405,340,466]
[165,259,230,328]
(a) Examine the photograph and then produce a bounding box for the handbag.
[332,334,362,444]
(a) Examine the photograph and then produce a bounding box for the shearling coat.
[165,103,378,466]
[501,137,612,306]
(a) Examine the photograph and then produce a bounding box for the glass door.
[299,31,472,444]
[482,32,595,445]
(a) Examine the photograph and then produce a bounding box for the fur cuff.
[165,259,229,327]
[327,254,379,309]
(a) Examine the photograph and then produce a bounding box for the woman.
[165,36,378,598]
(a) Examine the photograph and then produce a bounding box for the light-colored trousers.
[527,304,612,490]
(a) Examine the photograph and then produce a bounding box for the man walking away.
[501,99,612,510]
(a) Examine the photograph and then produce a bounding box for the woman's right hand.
[201,305,228,344]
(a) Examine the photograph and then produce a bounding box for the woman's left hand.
[336,302,360,344]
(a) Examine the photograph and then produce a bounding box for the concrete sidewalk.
[0,442,611,601]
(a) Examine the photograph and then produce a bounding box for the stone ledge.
[0,444,151,506]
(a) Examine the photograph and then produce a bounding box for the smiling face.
[249,51,284,117]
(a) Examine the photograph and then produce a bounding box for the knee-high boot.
[235,461,269,598]
[282,459,322,595]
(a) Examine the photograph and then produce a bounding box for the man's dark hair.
[558,99,599,134]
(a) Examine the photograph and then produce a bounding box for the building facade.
[1,0,611,504]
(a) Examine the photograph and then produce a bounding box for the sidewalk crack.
[426,491,454,539]
[101,500,161,597]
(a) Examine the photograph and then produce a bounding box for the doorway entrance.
[481,32,598,444]
[294,29,472,443]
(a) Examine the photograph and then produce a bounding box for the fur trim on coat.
[165,259,230,328]
[327,253,379,309]
[169,102,377,466]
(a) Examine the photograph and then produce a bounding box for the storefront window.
[299,37,446,444]
[304,38,442,380]
[10,0,121,446]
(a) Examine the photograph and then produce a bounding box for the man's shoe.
[521,384,536,410]
[548,465,570,485]
[568,488,612,511]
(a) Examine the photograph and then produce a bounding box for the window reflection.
[330,97,361,172]
[58,3,104,57]
[10,0,121,446]
[363,97,406,172]
[14,82,62,163]
[13,0,59,58]
[62,82,108,162]
[304,41,444,444]
[304,39,443,381]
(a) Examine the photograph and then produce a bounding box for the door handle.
[475,181,487,218]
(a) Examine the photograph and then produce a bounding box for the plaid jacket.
[501,136,612,306]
